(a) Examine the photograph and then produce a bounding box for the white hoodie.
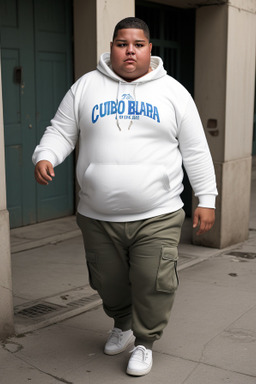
[32,53,217,221]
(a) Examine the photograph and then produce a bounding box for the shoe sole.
[126,360,153,376]
[104,335,135,356]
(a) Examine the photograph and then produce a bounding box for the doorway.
[0,0,74,228]
[136,1,196,215]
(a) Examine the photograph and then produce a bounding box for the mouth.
[124,58,136,63]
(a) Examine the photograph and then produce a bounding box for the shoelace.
[107,329,122,345]
[129,345,148,361]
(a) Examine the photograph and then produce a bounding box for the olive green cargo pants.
[77,209,185,349]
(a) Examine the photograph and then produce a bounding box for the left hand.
[193,207,215,235]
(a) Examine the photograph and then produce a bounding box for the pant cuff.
[135,338,154,349]
[114,318,132,332]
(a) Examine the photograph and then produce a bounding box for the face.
[110,28,152,82]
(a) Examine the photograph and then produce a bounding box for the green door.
[0,0,74,228]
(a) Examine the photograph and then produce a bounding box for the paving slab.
[0,346,60,383]
[12,236,88,306]
[11,215,80,253]
[201,306,256,377]
[183,364,256,384]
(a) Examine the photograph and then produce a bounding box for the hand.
[193,207,215,235]
[34,160,55,185]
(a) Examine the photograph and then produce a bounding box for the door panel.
[36,52,74,221]
[34,0,74,222]
[36,52,68,136]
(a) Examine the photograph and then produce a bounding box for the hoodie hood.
[97,53,166,130]
[97,52,167,83]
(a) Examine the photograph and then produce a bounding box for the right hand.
[34,160,55,185]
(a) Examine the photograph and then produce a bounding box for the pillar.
[0,55,14,339]
[73,0,135,80]
[193,1,256,248]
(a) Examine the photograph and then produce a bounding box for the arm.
[178,96,218,234]
[32,88,79,168]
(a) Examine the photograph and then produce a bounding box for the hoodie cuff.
[32,150,58,167]
[198,195,216,209]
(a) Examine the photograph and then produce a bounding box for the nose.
[126,44,135,55]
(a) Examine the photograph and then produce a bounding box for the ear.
[149,43,152,53]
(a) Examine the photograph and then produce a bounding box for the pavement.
[0,158,255,383]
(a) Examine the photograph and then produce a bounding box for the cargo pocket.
[156,246,179,293]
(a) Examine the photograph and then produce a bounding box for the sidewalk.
[0,160,255,383]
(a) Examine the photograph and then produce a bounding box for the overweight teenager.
[33,17,217,377]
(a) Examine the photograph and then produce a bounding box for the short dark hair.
[112,17,150,41]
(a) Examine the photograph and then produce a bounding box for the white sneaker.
[126,345,153,376]
[104,328,135,355]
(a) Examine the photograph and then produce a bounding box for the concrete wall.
[73,0,135,80]
[96,0,135,60]
[193,1,256,248]
[0,56,14,338]
[225,3,256,161]
[73,0,97,80]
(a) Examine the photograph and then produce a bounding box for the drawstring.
[116,81,122,131]
[116,82,138,131]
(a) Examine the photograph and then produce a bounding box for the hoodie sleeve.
[32,88,79,167]
[177,95,218,208]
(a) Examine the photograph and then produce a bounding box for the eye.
[135,44,144,48]
[117,43,127,47]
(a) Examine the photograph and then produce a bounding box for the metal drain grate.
[66,294,100,308]
[14,293,101,320]
[15,303,60,319]
[227,251,256,260]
